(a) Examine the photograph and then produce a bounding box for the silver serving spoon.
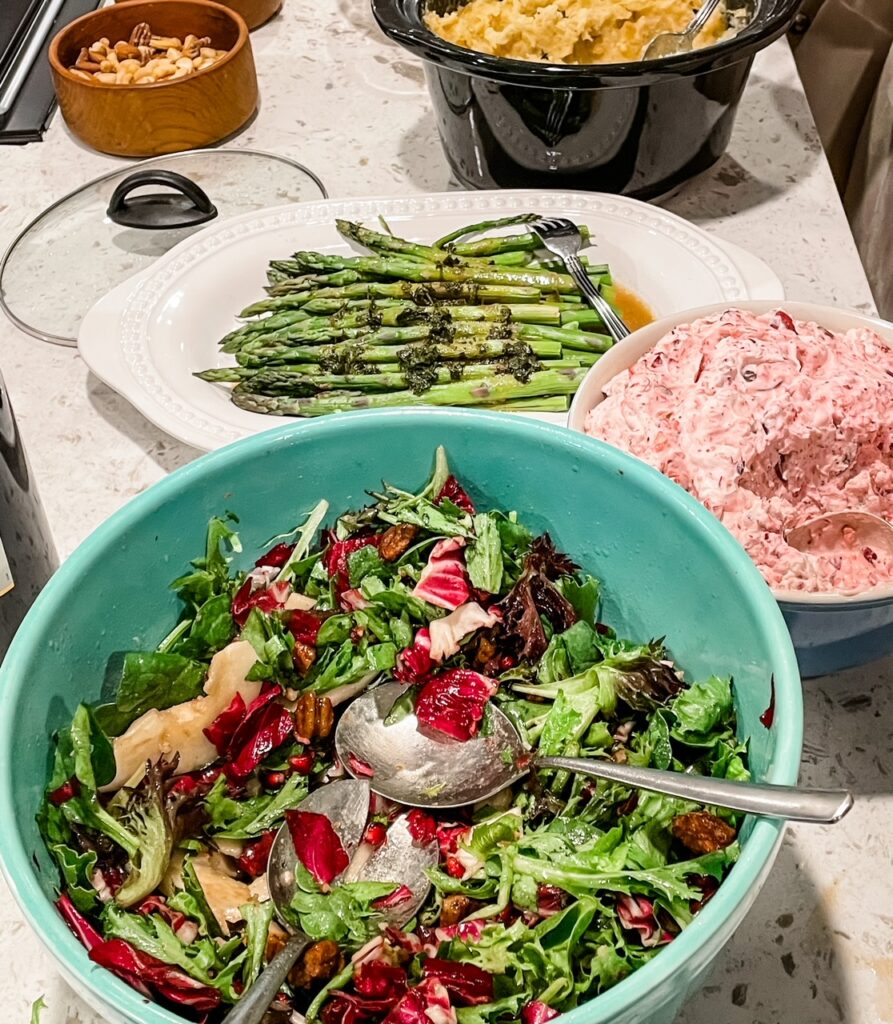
[336,682,853,824]
[223,779,436,1024]
[643,0,723,59]
[785,510,893,560]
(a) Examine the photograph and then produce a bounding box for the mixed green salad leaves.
[40,448,747,1024]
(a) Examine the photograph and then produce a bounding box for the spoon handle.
[537,756,853,823]
[221,931,311,1024]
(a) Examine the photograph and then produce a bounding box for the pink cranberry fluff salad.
[584,308,893,596]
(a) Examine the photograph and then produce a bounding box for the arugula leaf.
[467,513,503,594]
[378,499,472,538]
[284,864,395,947]
[170,516,241,610]
[370,587,444,623]
[102,902,245,998]
[317,614,352,645]
[348,545,387,587]
[241,608,295,681]
[275,500,330,582]
[241,900,275,992]
[204,773,308,839]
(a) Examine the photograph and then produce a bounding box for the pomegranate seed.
[264,771,287,789]
[288,753,314,775]
[364,822,387,847]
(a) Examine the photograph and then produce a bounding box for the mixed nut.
[67,22,229,85]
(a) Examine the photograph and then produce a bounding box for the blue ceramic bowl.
[568,299,893,679]
[0,410,801,1024]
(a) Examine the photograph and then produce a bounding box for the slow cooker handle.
[106,169,219,230]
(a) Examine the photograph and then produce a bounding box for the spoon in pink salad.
[785,510,893,562]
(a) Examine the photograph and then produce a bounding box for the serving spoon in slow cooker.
[643,0,724,59]
[223,779,437,1024]
[336,682,853,824]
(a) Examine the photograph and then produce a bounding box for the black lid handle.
[107,169,218,230]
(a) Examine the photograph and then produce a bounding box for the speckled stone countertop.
[0,2,889,1021]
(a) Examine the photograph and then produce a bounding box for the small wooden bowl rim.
[48,0,250,92]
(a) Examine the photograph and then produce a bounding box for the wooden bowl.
[49,0,258,157]
[115,0,281,32]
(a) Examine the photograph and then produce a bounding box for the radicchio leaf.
[202,692,246,756]
[616,894,667,947]
[521,1002,560,1024]
[415,669,498,741]
[57,892,103,951]
[327,534,382,606]
[232,578,291,627]
[406,809,437,846]
[436,476,476,515]
[371,884,414,910]
[394,628,433,683]
[421,959,494,1006]
[285,809,349,885]
[238,829,276,879]
[412,539,470,611]
[255,542,294,568]
[89,938,221,1012]
[354,961,409,1000]
[225,688,294,780]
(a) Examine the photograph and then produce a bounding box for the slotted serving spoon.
[223,779,437,1024]
[643,0,724,59]
[336,683,853,824]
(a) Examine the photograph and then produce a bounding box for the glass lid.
[0,148,326,346]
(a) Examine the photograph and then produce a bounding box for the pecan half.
[289,939,343,989]
[293,640,317,676]
[440,894,474,926]
[379,523,418,562]
[294,692,334,741]
[671,811,736,855]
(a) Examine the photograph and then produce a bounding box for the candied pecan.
[379,523,418,562]
[294,692,334,741]
[671,811,737,855]
[289,939,343,989]
[293,640,317,676]
[475,635,497,667]
[440,894,474,926]
[265,922,289,962]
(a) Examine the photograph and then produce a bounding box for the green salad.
[40,448,747,1024]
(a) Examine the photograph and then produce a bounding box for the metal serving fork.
[530,217,630,342]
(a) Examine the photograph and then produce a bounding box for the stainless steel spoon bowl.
[222,778,436,1024]
[336,682,853,824]
[785,510,893,559]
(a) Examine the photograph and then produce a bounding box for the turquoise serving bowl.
[0,410,801,1024]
